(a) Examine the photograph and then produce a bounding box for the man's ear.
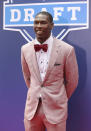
[51,22,54,30]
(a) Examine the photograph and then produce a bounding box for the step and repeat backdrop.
[0,0,91,131]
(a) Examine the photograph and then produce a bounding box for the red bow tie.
[34,44,48,52]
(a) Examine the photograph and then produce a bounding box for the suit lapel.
[31,41,42,83]
[43,38,61,83]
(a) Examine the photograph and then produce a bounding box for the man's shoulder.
[53,37,73,49]
[21,40,34,51]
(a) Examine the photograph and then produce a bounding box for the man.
[21,11,78,131]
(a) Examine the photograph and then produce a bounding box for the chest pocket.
[51,64,64,77]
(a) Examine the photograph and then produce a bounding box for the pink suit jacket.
[21,38,78,124]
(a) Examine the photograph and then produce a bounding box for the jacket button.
[41,84,43,87]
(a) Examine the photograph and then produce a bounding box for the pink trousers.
[24,99,66,131]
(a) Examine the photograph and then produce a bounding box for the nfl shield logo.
[3,0,89,42]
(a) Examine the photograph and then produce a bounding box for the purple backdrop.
[0,0,91,131]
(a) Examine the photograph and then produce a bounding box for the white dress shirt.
[35,35,53,82]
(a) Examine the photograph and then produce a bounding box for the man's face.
[34,14,54,43]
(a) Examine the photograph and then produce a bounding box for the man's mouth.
[36,30,44,35]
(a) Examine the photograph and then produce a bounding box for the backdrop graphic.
[0,0,91,131]
[3,0,89,41]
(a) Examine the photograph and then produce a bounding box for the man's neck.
[37,34,51,44]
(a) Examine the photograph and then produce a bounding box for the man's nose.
[37,23,42,28]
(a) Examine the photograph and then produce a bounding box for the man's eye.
[34,21,38,24]
[41,21,47,24]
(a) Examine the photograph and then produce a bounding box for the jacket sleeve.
[64,47,79,99]
[21,46,30,88]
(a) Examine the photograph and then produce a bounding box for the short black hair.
[35,11,53,23]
